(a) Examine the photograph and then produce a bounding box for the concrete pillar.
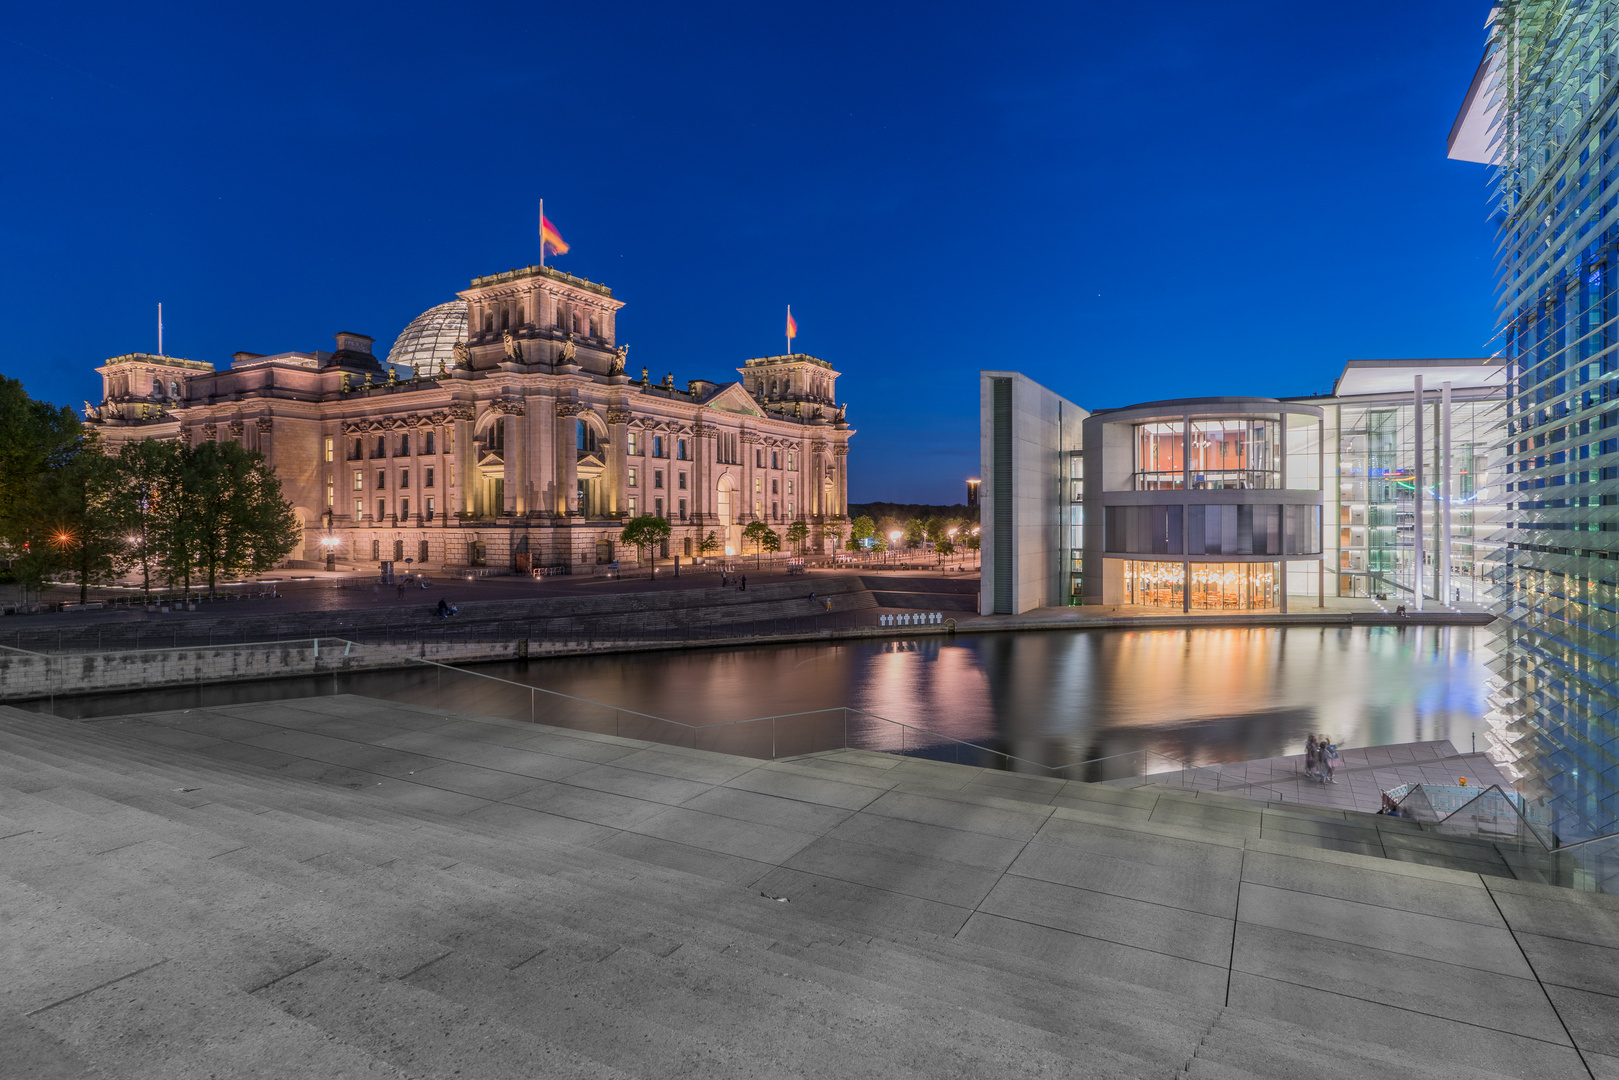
[608,411,628,518]
[1413,375,1424,612]
[454,413,476,517]
[1440,382,1453,606]
[504,411,522,515]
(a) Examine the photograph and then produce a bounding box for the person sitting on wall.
[436,597,450,619]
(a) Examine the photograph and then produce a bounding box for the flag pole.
[538,200,544,269]
[158,302,163,357]
[786,305,791,356]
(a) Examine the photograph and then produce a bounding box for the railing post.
[772,718,776,760]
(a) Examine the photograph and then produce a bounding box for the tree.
[964,531,981,566]
[0,376,83,592]
[850,515,876,548]
[697,530,721,558]
[903,518,926,549]
[620,514,672,578]
[107,439,182,602]
[935,536,955,558]
[42,439,132,602]
[785,520,809,556]
[168,441,301,596]
[742,520,780,567]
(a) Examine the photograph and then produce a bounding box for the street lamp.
[319,535,339,573]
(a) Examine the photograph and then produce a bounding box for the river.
[33,624,1494,769]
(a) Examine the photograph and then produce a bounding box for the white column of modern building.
[1411,375,1455,611]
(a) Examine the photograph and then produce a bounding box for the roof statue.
[835,403,845,422]
[609,343,629,376]
[452,342,471,370]
[501,330,524,363]
[556,335,577,366]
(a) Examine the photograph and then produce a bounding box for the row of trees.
[618,516,816,577]
[0,377,301,601]
[847,514,978,556]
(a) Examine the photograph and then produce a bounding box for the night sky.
[1,2,1496,504]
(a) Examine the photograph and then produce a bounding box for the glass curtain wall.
[1122,560,1276,610]
[1188,419,1278,489]
[1471,0,1618,842]
[1066,451,1083,604]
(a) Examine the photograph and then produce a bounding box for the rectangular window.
[425,467,434,488]
[678,498,688,521]
[376,470,385,490]
[756,449,764,468]
[787,502,793,519]
[772,451,780,469]
[755,500,762,518]
[628,432,639,456]
[755,477,762,493]
[372,539,380,560]
[424,432,435,455]
[418,539,429,562]
[787,452,795,471]
[326,478,334,507]
[353,470,363,491]
[355,499,364,520]
[377,499,386,521]
[677,438,687,460]
[400,470,410,489]
[678,472,687,490]
[653,435,664,458]
[655,497,664,519]
[772,479,778,494]
[628,467,638,487]
[399,497,409,519]
[324,436,333,463]
[628,496,638,515]
[654,470,664,489]
[787,479,794,496]
[399,434,410,456]
[374,437,385,458]
[351,438,363,460]
[772,501,779,520]
[426,496,435,520]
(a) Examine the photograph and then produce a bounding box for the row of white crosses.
[879,612,945,627]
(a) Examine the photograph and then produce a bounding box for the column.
[834,444,850,517]
[1441,381,1453,606]
[1279,412,1287,615]
[1413,375,1424,612]
[607,407,629,517]
[503,409,522,515]
[454,409,476,517]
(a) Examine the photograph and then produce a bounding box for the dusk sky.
[1,1,1495,504]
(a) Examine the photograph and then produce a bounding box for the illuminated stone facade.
[88,264,854,571]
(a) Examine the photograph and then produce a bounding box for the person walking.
[1322,739,1342,784]
[740,575,747,591]
[1304,734,1320,780]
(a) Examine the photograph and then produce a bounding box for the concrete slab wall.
[979,372,1086,616]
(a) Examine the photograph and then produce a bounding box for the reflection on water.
[37,625,1493,770]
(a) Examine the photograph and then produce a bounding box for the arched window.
[577,420,600,454]
[770,378,778,397]
[170,380,181,398]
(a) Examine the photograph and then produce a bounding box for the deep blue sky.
[1,2,1495,504]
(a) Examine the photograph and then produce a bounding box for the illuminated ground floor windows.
[1122,559,1278,610]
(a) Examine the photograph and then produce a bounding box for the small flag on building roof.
[786,306,797,354]
[541,214,569,257]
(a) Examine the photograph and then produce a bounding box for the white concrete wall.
[979,372,1086,615]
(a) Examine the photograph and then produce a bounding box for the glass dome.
[385,300,466,377]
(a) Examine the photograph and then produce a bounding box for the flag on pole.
[541,214,569,257]
[785,306,797,354]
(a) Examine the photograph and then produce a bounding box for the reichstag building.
[86,263,855,572]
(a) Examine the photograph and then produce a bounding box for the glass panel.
[1188,418,1279,489]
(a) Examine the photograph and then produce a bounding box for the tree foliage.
[742,520,780,561]
[620,514,672,577]
[169,441,301,595]
[697,530,721,557]
[850,515,876,545]
[785,520,809,554]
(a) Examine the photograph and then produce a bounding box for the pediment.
[478,450,504,467]
[701,382,765,417]
[576,452,605,469]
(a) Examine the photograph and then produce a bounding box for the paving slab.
[979,873,1234,967]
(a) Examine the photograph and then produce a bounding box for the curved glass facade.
[1134,418,1281,489]
[1104,504,1322,556]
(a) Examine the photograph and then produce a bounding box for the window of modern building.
[1188,419,1279,489]
[1134,422,1185,489]
[654,470,664,489]
[324,437,334,463]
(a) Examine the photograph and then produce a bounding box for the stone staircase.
[0,697,1608,1079]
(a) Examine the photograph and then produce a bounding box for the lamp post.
[320,535,339,573]
[889,530,902,563]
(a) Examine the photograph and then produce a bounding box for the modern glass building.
[1451,1,1619,841]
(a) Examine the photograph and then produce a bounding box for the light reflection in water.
[37,626,1493,769]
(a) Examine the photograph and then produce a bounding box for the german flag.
[786,306,797,340]
[541,215,569,257]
